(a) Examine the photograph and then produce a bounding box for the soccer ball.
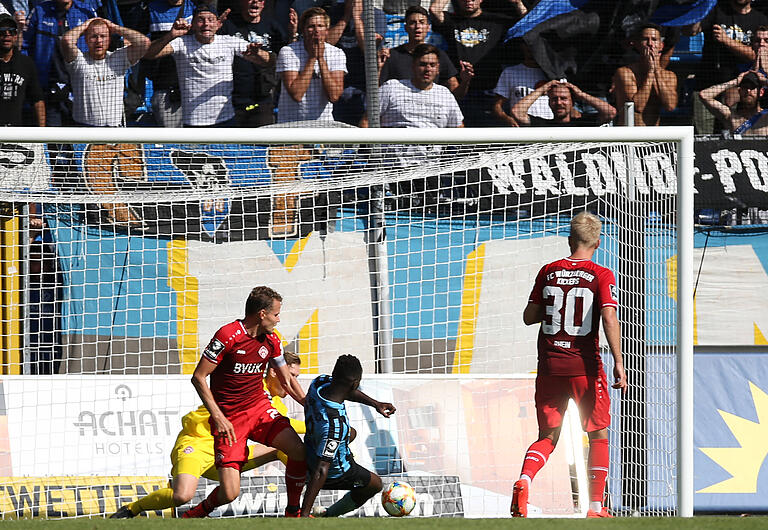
[381,480,416,517]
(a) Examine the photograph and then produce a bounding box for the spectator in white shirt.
[492,41,553,126]
[144,4,270,127]
[360,43,463,207]
[61,18,150,126]
[275,6,346,123]
[361,43,463,128]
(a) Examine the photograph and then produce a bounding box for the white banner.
[2,374,580,517]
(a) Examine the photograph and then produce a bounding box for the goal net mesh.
[0,137,680,518]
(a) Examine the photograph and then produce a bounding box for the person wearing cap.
[144,4,271,127]
[0,12,45,126]
[684,0,768,134]
[699,70,768,136]
[61,17,150,126]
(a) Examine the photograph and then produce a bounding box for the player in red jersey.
[511,211,627,519]
[184,286,308,518]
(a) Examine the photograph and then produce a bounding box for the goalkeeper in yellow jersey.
[110,351,305,518]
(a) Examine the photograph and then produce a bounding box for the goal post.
[0,126,693,518]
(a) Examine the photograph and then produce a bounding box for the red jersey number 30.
[541,285,594,337]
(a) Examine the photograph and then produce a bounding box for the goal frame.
[0,126,695,517]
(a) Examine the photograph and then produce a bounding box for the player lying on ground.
[185,286,306,517]
[511,211,627,519]
[111,351,305,518]
[300,354,396,518]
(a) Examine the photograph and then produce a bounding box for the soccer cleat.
[110,506,135,519]
[586,507,613,518]
[284,506,301,518]
[510,479,528,518]
[181,503,209,519]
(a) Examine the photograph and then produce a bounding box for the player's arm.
[349,387,396,417]
[271,394,307,434]
[191,357,237,444]
[523,302,544,325]
[271,358,306,405]
[601,306,627,393]
[301,459,330,516]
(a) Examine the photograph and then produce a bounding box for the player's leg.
[112,438,210,518]
[269,423,307,516]
[182,467,242,518]
[316,464,382,517]
[182,412,250,518]
[576,373,612,518]
[512,375,568,518]
[240,444,281,473]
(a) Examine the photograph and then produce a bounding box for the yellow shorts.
[170,435,275,481]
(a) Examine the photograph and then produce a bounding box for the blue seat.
[669,32,704,63]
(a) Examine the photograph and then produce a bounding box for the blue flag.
[506,0,590,41]
[651,0,717,26]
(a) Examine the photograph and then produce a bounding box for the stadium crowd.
[2,0,768,134]
[2,0,768,223]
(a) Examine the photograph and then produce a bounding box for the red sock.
[520,438,555,481]
[588,438,609,503]
[285,459,307,508]
[182,486,220,518]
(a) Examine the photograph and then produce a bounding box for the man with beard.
[62,17,149,126]
[362,43,463,128]
[684,0,768,133]
[0,13,44,126]
[613,23,678,126]
[699,70,768,135]
[511,80,616,127]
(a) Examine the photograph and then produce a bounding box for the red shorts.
[535,373,610,432]
[212,400,292,471]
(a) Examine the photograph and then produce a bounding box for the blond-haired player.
[111,351,305,518]
[511,211,627,519]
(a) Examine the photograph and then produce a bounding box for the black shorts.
[319,461,372,491]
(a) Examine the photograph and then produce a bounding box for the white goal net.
[0,127,693,519]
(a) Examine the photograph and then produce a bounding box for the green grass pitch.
[2,517,766,529]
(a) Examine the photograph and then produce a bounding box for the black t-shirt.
[329,4,388,91]
[379,43,458,86]
[0,52,44,126]
[220,13,289,106]
[529,114,603,127]
[696,5,768,89]
[431,10,513,91]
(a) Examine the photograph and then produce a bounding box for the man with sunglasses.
[0,13,45,126]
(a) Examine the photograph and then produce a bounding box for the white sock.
[590,501,602,512]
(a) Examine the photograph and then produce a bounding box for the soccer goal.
[0,126,692,519]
